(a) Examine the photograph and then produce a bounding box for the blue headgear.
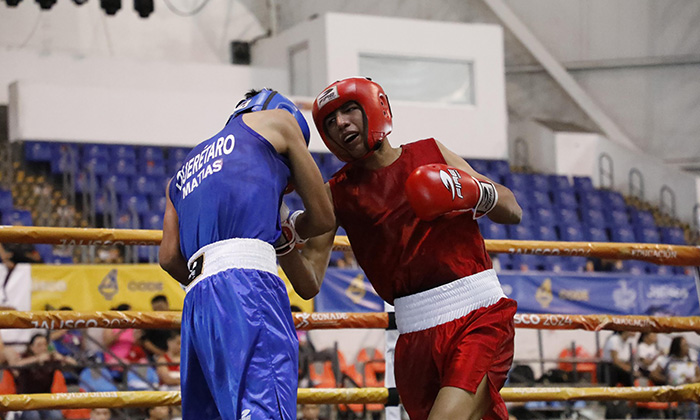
[231,89,310,145]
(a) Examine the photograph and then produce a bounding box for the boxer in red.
[289,77,522,419]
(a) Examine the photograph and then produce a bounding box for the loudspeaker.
[230,41,251,65]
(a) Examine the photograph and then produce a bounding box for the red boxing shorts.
[393,270,517,420]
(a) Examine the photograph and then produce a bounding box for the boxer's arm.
[435,140,521,224]
[158,180,190,284]
[278,184,336,299]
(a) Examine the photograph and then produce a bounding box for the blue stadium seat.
[553,190,578,209]
[142,212,164,230]
[635,227,660,243]
[75,171,101,194]
[84,156,111,176]
[489,160,511,177]
[610,226,636,243]
[531,174,550,192]
[2,209,32,226]
[621,260,646,275]
[50,145,79,175]
[34,244,54,262]
[555,208,580,227]
[112,158,137,176]
[138,146,164,163]
[25,141,54,162]
[468,159,489,175]
[151,196,167,214]
[630,210,656,229]
[113,145,137,161]
[549,175,572,191]
[480,221,507,240]
[143,160,166,176]
[577,191,603,210]
[537,225,558,241]
[660,227,685,245]
[119,194,150,215]
[534,207,556,226]
[572,176,594,191]
[82,144,111,160]
[585,226,609,242]
[562,256,587,272]
[508,224,535,240]
[599,190,626,211]
[503,173,530,191]
[510,188,531,210]
[115,211,138,229]
[102,174,131,195]
[559,225,585,242]
[607,209,631,227]
[168,147,191,162]
[580,208,607,228]
[133,175,159,196]
[532,191,553,209]
[0,189,13,211]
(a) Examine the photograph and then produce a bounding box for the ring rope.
[0,227,697,266]
[1,311,699,333]
[3,385,700,411]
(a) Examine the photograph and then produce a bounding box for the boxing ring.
[0,226,699,413]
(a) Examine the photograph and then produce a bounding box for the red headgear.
[312,77,392,162]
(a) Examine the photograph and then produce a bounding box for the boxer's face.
[323,101,368,160]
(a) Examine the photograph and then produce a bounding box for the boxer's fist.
[405,164,498,221]
[274,202,307,256]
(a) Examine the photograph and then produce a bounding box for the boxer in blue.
[159,89,334,420]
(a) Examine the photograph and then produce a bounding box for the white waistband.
[393,269,505,334]
[185,238,278,293]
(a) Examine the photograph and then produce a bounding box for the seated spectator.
[636,332,661,379]
[89,408,111,420]
[13,333,77,420]
[665,336,700,419]
[300,404,328,420]
[156,331,180,391]
[141,295,175,360]
[145,406,171,420]
[103,304,146,379]
[599,331,637,386]
[50,307,86,361]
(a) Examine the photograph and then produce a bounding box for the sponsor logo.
[127,281,163,292]
[32,281,67,293]
[535,278,553,309]
[612,280,637,311]
[439,169,463,200]
[345,274,366,304]
[293,312,350,329]
[558,288,589,302]
[98,269,119,301]
[240,409,251,420]
[646,284,688,300]
[317,86,339,109]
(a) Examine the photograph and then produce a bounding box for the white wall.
[254,13,510,159]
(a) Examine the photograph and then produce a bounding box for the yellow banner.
[29,264,313,313]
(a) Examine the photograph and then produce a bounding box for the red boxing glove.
[405,163,498,221]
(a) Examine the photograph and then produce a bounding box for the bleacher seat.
[25,141,54,162]
[555,208,580,227]
[622,260,646,274]
[549,174,572,191]
[82,144,111,160]
[660,227,685,245]
[607,209,631,227]
[143,160,166,176]
[102,174,131,195]
[630,210,656,229]
[559,225,584,242]
[580,208,607,228]
[142,212,164,230]
[119,193,150,215]
[532,190,553,209]
[2,209,32,226]
[610,226,636,243]
[75,171,100,194]
[535,207,556,226]
[480,220,507,240]
[51,146,79,175]
[599,190,626,210]
[577,191,603,210]
[553,190,578,209]
[537,225,558,241]
[113,145,137,161]
[585,226,609,242]
[151,196,167,214]
[511,254,545,271]
[508,224,535,240]
[562,256,587,272]
[636,227,660,243]
[510,189,531,210]
[113,158,137,176]
[0,189,13,212]
[489,160,511,177]
[503,173,531,191]
[134,175,159,196]
[139,146,164,162]
[468,159,489,174]
[115,211,138,229]
[83,156,110,176]
[572,176,594,191]
[79,368,118,392]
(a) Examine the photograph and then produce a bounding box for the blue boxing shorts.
[180,238,298,420]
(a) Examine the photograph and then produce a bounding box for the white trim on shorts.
[393,269,505,334]
[185,238,278,294]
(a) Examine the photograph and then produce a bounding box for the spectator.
[14,333,76,420]
[103,304,146,379]
[49,306,86,361]
[89,408,111,420]
[145,406,171,420]
[599,331,637,386]
[300,404,327,420]
[636,332,661,379]
[156,331,180,391]
[141,295,174,360]
[665,336,700,418]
